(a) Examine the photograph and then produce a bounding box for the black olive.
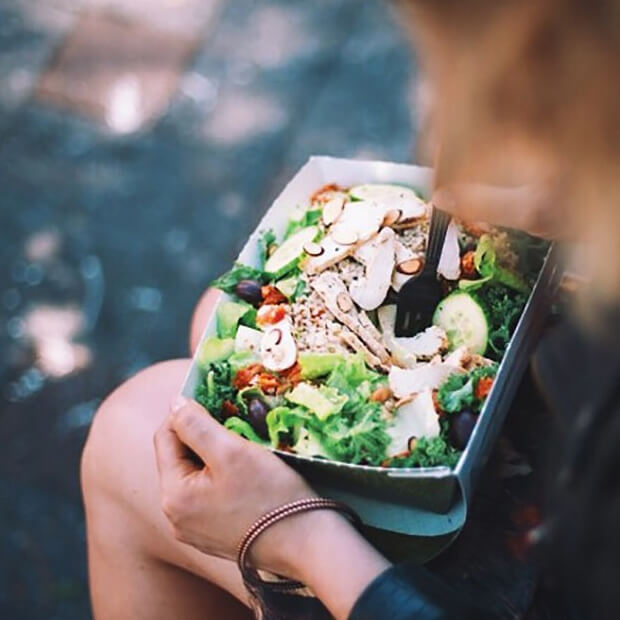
[248,398,270,439]
[235,279,263,306]
[449,411,477,450]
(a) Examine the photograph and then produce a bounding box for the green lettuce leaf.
[319,401,390,466]
[258,229,277,268]
[284,208,322,240]
[211,262,269,293]
[266,406,310,447]
[224,417,268,444]
[459,235,530,294]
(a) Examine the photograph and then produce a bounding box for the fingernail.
[171,394,189,413]
[432,187,455,212]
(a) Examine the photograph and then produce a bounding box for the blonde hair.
[397,0,620,306]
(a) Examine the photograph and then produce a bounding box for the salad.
[196,183,540,468]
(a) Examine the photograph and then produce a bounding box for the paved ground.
[0,1,415,617]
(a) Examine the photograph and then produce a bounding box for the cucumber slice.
[349,184,420,202]
[264,226,318,278]
[433,292,488,355]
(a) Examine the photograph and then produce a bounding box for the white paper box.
[182,156,561,554]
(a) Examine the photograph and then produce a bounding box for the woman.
[81,0,620,618]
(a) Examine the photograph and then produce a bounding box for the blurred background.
[0,0,415,617]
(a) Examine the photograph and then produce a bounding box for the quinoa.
[334,257,365,287]
[290,282,349,355]
[398,224,428,252]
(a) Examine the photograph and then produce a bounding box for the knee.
[189,288,221,355]
[81,359,191,509]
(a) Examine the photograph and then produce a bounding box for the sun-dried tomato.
[279,362,301,383]
[258,373,280,394]
[256,304,287,327]
[475,376,494,400]
[310,183,343,204]
[232,363,263,390]
[261,285,287,305]
[221,400,239,419]
[461,250,477,278]
[432,390,445,415]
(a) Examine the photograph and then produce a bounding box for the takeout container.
[182,156,563,558]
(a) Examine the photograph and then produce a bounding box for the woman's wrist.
[267,508,391,619]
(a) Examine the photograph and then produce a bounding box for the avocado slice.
[216,301,255,339]
[198,337,235,367]
[298,353,343,380]
[286,383,347,420]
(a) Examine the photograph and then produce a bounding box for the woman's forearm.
[289,511,391,620]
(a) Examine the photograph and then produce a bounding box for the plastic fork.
[394,206,452,337]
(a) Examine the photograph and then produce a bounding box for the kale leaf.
[476,285,527,358]
[438,374,476,413]
[194,361,237,420]
[438,365,498,413]
[389,436,461,468]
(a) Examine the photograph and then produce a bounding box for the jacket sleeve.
[349,561,497,620]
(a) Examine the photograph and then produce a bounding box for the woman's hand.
[154,397,390,619]
[432,182,568,239]
[154,396,318,576]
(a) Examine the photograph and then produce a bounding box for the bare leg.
[81,359,252,620]
[189,287,222,356]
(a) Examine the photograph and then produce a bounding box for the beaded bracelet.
[237,498,362,592]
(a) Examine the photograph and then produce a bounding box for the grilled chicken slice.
[388,363,464,399]
[310,272,390,364]
[386,389,440,457]
[340,327,389,372]
[349,228,396,311]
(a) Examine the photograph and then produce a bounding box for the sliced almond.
[407,437,418,452]
[303,241,324,257]
[370,386,392,403]
[382,209,402,227]
[396,258,423,275]
[331,227,358,246]
[336,292,354,313]
[394,395,415,408]
[322,196,345,226]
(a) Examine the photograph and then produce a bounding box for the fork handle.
[425,206,452,269]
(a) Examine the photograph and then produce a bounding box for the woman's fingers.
[169,396,234,466]
[153,417,198,484]
[432,182,560,238]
